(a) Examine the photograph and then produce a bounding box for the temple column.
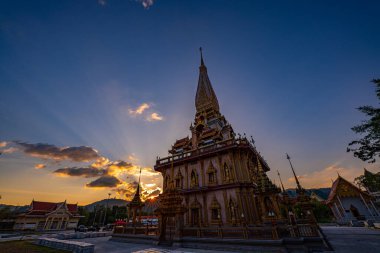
[203,193,208,226]
[370,200,380,216]
[200,161,205,187]
[185,165,189,189]
[43,217,50,230]
[360,194,374,218]
[334,203,343,220]
[223,190,229,224]
[336,195,346,218]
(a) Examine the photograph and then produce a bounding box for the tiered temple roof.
[21,200,80,217]
[326,175,372,205]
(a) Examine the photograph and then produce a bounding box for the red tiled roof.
[29,200,78,214]
[31,201,57,211]
[67,204,78,213]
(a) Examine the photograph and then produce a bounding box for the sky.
[1,0,380,206]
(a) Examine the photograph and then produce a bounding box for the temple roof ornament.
[286,153,303,193]
[195,47,220,113]
[128,167,144,208]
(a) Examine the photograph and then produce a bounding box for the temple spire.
[200,47,205,66]
[136,167,142,196]
[195,47,220,113]
[286,153,303,192]
[277,170,286,192]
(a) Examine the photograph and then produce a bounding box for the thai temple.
[154,49,281,229]
[113,50,327,252]
[326,174,380,225]
[13,200,82,231]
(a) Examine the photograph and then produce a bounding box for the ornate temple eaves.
[156,137,270,172]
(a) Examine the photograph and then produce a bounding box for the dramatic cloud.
[0,141,6,148]
[142,189,160,199]
[113,181,139,199]
[91,157,110,169]
[86,175,122,188]
[15,142,100,162]
[128,153,139,162]
[287,163,363,188]
[128,103,150,116]
[34,164,46,169]
[54,167,107,178]
[137,0,155,9]
[146,112,163,122]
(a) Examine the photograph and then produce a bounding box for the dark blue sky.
[1,0,379,204]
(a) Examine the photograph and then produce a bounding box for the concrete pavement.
[320,226,380,253]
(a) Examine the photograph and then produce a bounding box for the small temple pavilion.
[326,174,380,225]
[14,200,82,231]
[127,169,145,225]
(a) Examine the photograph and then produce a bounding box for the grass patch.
[0,240,69,253]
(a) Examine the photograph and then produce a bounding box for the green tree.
[347,79,380,163]
[354,170,380,192]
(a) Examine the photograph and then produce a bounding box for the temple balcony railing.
[155,137,270,171]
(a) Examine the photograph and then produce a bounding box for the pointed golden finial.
[199,47,204,66]
[286,153,302,192]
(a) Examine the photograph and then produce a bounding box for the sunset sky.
[1,0,380,206]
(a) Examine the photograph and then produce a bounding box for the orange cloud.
[287,163,363,188]
[34,164,46,169]
[0,141,7,148]
[91,157,110,169]
[146,112,163,121]
[128,103,150,116]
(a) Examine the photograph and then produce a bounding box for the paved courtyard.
[2,226,380,252]
[320,226,380,253]
[72,226,380,253]
[72,236,236,253]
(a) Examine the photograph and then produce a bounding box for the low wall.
[56,231,110,240]
[36,238,94,253]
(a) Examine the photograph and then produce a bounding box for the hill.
[84,198,128,211]
[84,198,159,214]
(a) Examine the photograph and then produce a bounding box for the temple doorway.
[350,205,360,218]
[191,208,200,226]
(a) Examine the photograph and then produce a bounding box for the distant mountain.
[84,198,128,211]
[84,197,159,214]
[0,204,29,213]
[284,187,331,200]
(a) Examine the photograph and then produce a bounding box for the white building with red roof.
[13,200,82,231]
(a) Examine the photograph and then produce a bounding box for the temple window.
[210,195,222,224]
[175,170,183,189]
[190,170,199,188]
[211,208,219,220]
[209,173,215,184]
[207,162,217,185]
[190,198,202,226]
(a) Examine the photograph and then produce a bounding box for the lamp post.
[102,193,111,227]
